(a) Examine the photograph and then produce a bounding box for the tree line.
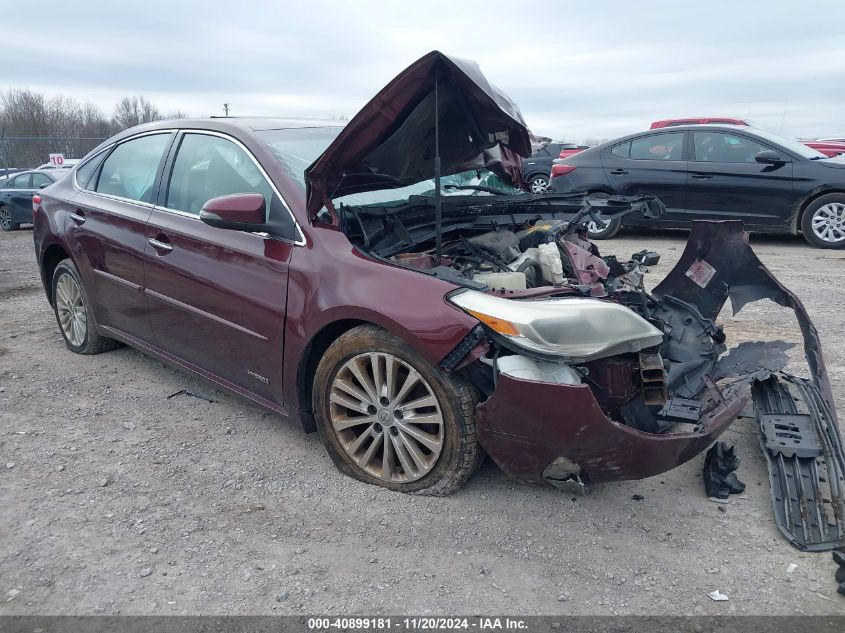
[0,89,187,168]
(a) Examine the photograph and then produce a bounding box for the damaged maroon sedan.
[33,52,844,549]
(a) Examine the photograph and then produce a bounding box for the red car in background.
[651,118,845,157]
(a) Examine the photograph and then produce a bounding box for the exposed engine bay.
[337,190,845,550]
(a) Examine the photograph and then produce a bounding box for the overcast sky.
[8,0,845,141]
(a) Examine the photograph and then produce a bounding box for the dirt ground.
[1,225,844,616]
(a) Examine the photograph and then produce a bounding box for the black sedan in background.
[0,169,66,231]
[549,125,845,248]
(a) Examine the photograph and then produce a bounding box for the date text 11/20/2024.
[307,617,528,630]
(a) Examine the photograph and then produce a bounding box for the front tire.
[313,325,484,495]
[51,259,121,354]
[0,206,19,231]
[801,194,845,249]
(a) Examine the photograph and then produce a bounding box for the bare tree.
[112,96,162,130]
[0,88,112,167]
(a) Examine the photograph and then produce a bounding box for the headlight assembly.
[448,290,664,362]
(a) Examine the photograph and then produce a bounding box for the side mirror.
[199,193,266,232]
[755,150,787,165]
[38,183,50,189]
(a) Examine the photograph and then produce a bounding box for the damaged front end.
[305,49,844,549]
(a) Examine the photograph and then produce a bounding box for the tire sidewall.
[801,194,845,249]
[51,260,93,353]
[313,327,470,494]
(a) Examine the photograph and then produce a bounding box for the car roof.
[86,117,345,157]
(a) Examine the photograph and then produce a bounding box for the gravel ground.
[1,226,844,616]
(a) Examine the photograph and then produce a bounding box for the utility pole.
[223,103,230,117]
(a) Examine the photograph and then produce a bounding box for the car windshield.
[258,126,522,207]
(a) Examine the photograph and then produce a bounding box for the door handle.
[148,237,173,254]
[69,211,86,224]
[610,169,628,175]
[690,173,713,180]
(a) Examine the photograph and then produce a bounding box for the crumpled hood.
[305,50,533,215]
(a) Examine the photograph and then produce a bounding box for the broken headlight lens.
[448,290,665,362]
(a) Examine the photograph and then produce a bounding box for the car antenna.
[434,68,443,264]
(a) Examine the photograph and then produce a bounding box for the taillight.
[32,194,41,213]
[551,164,576,178]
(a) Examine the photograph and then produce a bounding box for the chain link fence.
[0,136,107,170]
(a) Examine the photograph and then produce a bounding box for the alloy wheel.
[328,352,444,483]
[55,273,87,347]
[587,217,609,235]
[530,177,549,193]
[0,207,11,230]
[811,203,845,243]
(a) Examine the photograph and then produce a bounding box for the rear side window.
[165,133,273,217]
[95,134,171,203]
[611,142,630,158]
[630,133,684,161]
[75,151,108,190]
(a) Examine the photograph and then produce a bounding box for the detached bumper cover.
[476,375,745,484]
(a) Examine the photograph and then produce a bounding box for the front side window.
[165,133,273,217]
[31,173,53,188]
[694,131,770,163]
[95,134,171,203]
[630,133,684,161]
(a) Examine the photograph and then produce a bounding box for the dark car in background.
[549,125,845,248]
[523,142,589,192]
[0,169,67,231]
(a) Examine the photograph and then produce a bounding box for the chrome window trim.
[72,146,113,191]
[158,129,305,246]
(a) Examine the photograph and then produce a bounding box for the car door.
[143,130,295,404]
[600,131,688,225]
[6,172,33,220]
[684,130,796,227]
[69,132,174,343]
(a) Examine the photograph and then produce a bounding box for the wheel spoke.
[370,353,384,399]
[397,429,429,471]
[348,358,378,404]
[398,394,437,412]
[346,424,376,455]
[384,355,397,400]
[396,420,442,452]
[330,390,369,414]
[333,414,378,432]
[355,432,383,469]
[382,431,395,479]
[333,375,373,407]
[391,370,420,408]
[390,432,417,477]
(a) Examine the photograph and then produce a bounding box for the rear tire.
[0,206,19,231]
[529,174,550,193]
[51,259,121,354]
[313,324,484,495]
[800,194,845,249]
